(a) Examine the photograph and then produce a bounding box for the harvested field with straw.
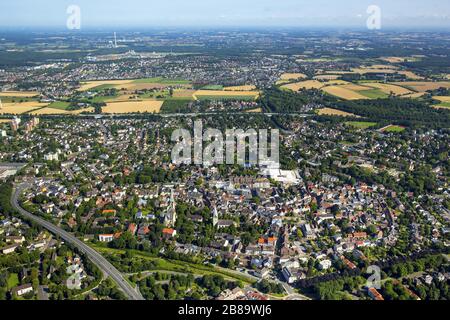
[0,91,39,97]
[245,108,262,113]
[317,108,359,117]
[393,81,450,92]
[434,96,450,103]
[398,71,424,80]
[363,83,413,95]
[279,73,307,81]
[78,80,134,91]
[322,86,368,100]
[0,102,48,114]
[224,85,257,91]
[30,107,94,115]
[281,80,324,91]
[172,89,196,99]
[314,74,341,80]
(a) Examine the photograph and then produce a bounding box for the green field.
[47,101,71,110]
[161,99,191,113]
[91,95,117,103]
[358,89,389,99]
[345,121,377,129]
[436,102,450,108]
[201,85,224,90]
[383,125,406,133]
[78,95,117,104]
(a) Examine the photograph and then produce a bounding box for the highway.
[30,112,314,119]
[11,183,145,301]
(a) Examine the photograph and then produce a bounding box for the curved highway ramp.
[11,183,145,301]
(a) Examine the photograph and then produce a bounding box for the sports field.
[379,125,406,133]
[346,121,377,129]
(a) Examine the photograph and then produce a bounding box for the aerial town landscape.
[0,1,449,305]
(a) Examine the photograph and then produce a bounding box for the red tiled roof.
[162,228,175,235]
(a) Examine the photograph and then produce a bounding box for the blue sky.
[0,0,449,29]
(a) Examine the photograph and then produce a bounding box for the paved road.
[33,112,313,119]
[11,183,145,301]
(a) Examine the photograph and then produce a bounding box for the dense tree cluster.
[331,98,450,128]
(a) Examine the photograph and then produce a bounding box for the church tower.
[212,205,218,227]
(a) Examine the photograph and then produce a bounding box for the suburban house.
[98,234,114,242]
[368,287,384,301]
[1,243,20,255]
[162,228,177,238]
[12,283,33,296]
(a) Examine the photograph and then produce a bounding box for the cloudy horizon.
[0,0,449,29]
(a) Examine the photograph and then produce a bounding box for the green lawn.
[436,102,450,108]
[91,95,116,103]
[345,121,377,129]
[7,273,19,289]
[201,85,224,90]
[78,95,117,104]
[161,99,191,113]
[47,101,71,110]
